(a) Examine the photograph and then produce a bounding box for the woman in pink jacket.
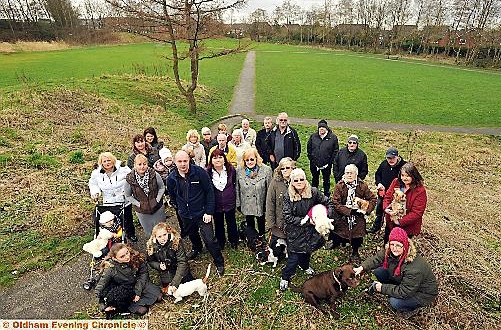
[383,163,427,243]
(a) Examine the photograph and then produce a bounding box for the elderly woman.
[330,164,376,264]
[230,128,251,166]
[143,127,164,151]
[125,154,166,237]
[382,162,427,243]
[354,227,438,313]
[236,148,272,235]
[280,168,334,291]
[207,148,238,249]
[182,129,206,168]
[95,243,162,318]
[88,152,137,242]
[266,157,295,244]
[127,134,159,169]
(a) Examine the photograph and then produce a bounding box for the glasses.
[245,158,255,162]
[293,178,305,182]
[203,133,211,135]
[278,119,288,122]
[389,243,404,249]
[348,141,358,145]
[281,166,292,171]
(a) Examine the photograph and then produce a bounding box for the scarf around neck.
[135,169,150,197]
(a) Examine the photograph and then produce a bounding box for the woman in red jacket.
[383,163,427,243]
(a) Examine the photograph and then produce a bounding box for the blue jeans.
[374,267,421,312]
[281,252,310,281]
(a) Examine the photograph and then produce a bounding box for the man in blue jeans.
[167,150,225,275]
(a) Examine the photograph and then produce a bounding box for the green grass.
[254,43,501,127]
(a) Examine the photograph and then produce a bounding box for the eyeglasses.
[293,178,305,182]
[278,119,288,122]
[203,133,211,135]
[389,243,404,249]
[281,166,292,171]
[348,141,358,145]
[245,158,255,162]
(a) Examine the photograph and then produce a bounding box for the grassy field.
[253,43,501,127]
[1,39,500,329]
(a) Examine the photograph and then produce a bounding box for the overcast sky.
[230,0,326,22]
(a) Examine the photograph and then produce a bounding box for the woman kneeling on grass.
[354,227,438,315]
[95,243,162,318]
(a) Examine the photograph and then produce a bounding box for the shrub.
[69,150,84,164]
[26,152,59,169]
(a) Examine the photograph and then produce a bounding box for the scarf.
[212,168,228,191]
[343,178,358,231]
[135,169,150,197]
[245,165,259,178]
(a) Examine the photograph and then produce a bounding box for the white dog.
[301,204,334,240]
[82,228,114,258]
[168,264,211,303]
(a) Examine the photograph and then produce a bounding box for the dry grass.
[0,41,73,53]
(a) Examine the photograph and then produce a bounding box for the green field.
[253,44,501,127]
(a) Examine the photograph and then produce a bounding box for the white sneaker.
[279,278,289,291]
[305,267,315,276]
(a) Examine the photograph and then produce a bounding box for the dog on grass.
[301,204,334,240]
[290,264,359,318]
[167,264,211,303]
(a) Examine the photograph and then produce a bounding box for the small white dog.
[301,204,334,240]
[168,264,211,303]
[82,228,114,258]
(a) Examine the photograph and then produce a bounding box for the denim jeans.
[281,252,311,281]
[374,267,422,312]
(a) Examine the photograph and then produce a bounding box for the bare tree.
[105,0,247,114]
[248,8,269,42]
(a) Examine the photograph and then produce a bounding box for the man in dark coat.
[307,119,339,196]
[332,135,368,183]
[167,150,225,275]
[266,112,301,170]
[368,147,406,234]
[255,116,274,164]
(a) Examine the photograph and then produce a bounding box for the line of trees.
[245,0,501,66]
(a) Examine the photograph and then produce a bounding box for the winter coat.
[127,150,159,169]
[125,168,164,215]
[88,160,131,206]
[283,187,334,254]
[332,179,377,239]
[361,240,438,306]
[242,127,257,146]
[265,171,289,238]
[201,138,218,163]
[167,164,215,219]
[182,142,206,168]
[153,159,175,182]
[231,140,251,166]
[375,158,407,189]
[307,129,339,168]
[146,237,190,288]
[333,147,369,182]
[383,178,427,236]
[235,164,272,217]
[207,165,237,213]
[255,128,273,163]
[209,144,238,168]
[266,125,301,161]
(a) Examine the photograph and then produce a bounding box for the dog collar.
[332,272,343,292]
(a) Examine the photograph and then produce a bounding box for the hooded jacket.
[333,147,369,182]
[307,129,339,168]
[88,160,131,206]
[360,240,438,306]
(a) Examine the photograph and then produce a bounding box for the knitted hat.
[347,135,359,143]
[386,147,399,158]
[318,119,328,129]
[159,147,172,162]
[383,227,409,276]
[99,211,115,225]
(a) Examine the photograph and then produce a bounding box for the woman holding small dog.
[354,227,438,313]
[147,223,194,295]
[95,243,162,318]
[280,168,334,291]
[330,164,377,264]
[382,162,427,243]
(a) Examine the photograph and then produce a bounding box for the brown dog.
[290,264,359,318]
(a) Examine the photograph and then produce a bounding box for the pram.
[82,203,126,290]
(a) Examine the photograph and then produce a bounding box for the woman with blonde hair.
[182,129,206,167]
[125,154,166,237]
[88,152,136,242]
[236,148,272,234]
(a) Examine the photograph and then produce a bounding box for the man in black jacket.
[255,116,274,164]
[368,147,406,234]
[266,112,301,170]
[307,119,339,196]
[332,135,368,183]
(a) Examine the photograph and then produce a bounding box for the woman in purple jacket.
[207,148,238,249]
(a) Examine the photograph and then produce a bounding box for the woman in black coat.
[95,244,162,318]
[279,168,334,291]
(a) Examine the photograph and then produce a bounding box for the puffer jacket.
[95,260,149,299]
[307,129,339,168]
[360,240,438,306]
[235,164,272,217]
[88,160,131,206]
[283,187,334,253]
[265,171,289,238]
[333,147,368,182]
[125,168,164,214]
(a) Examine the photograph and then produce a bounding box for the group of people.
[87,114,437,317]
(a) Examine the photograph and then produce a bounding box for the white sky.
[230,0,326,22]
